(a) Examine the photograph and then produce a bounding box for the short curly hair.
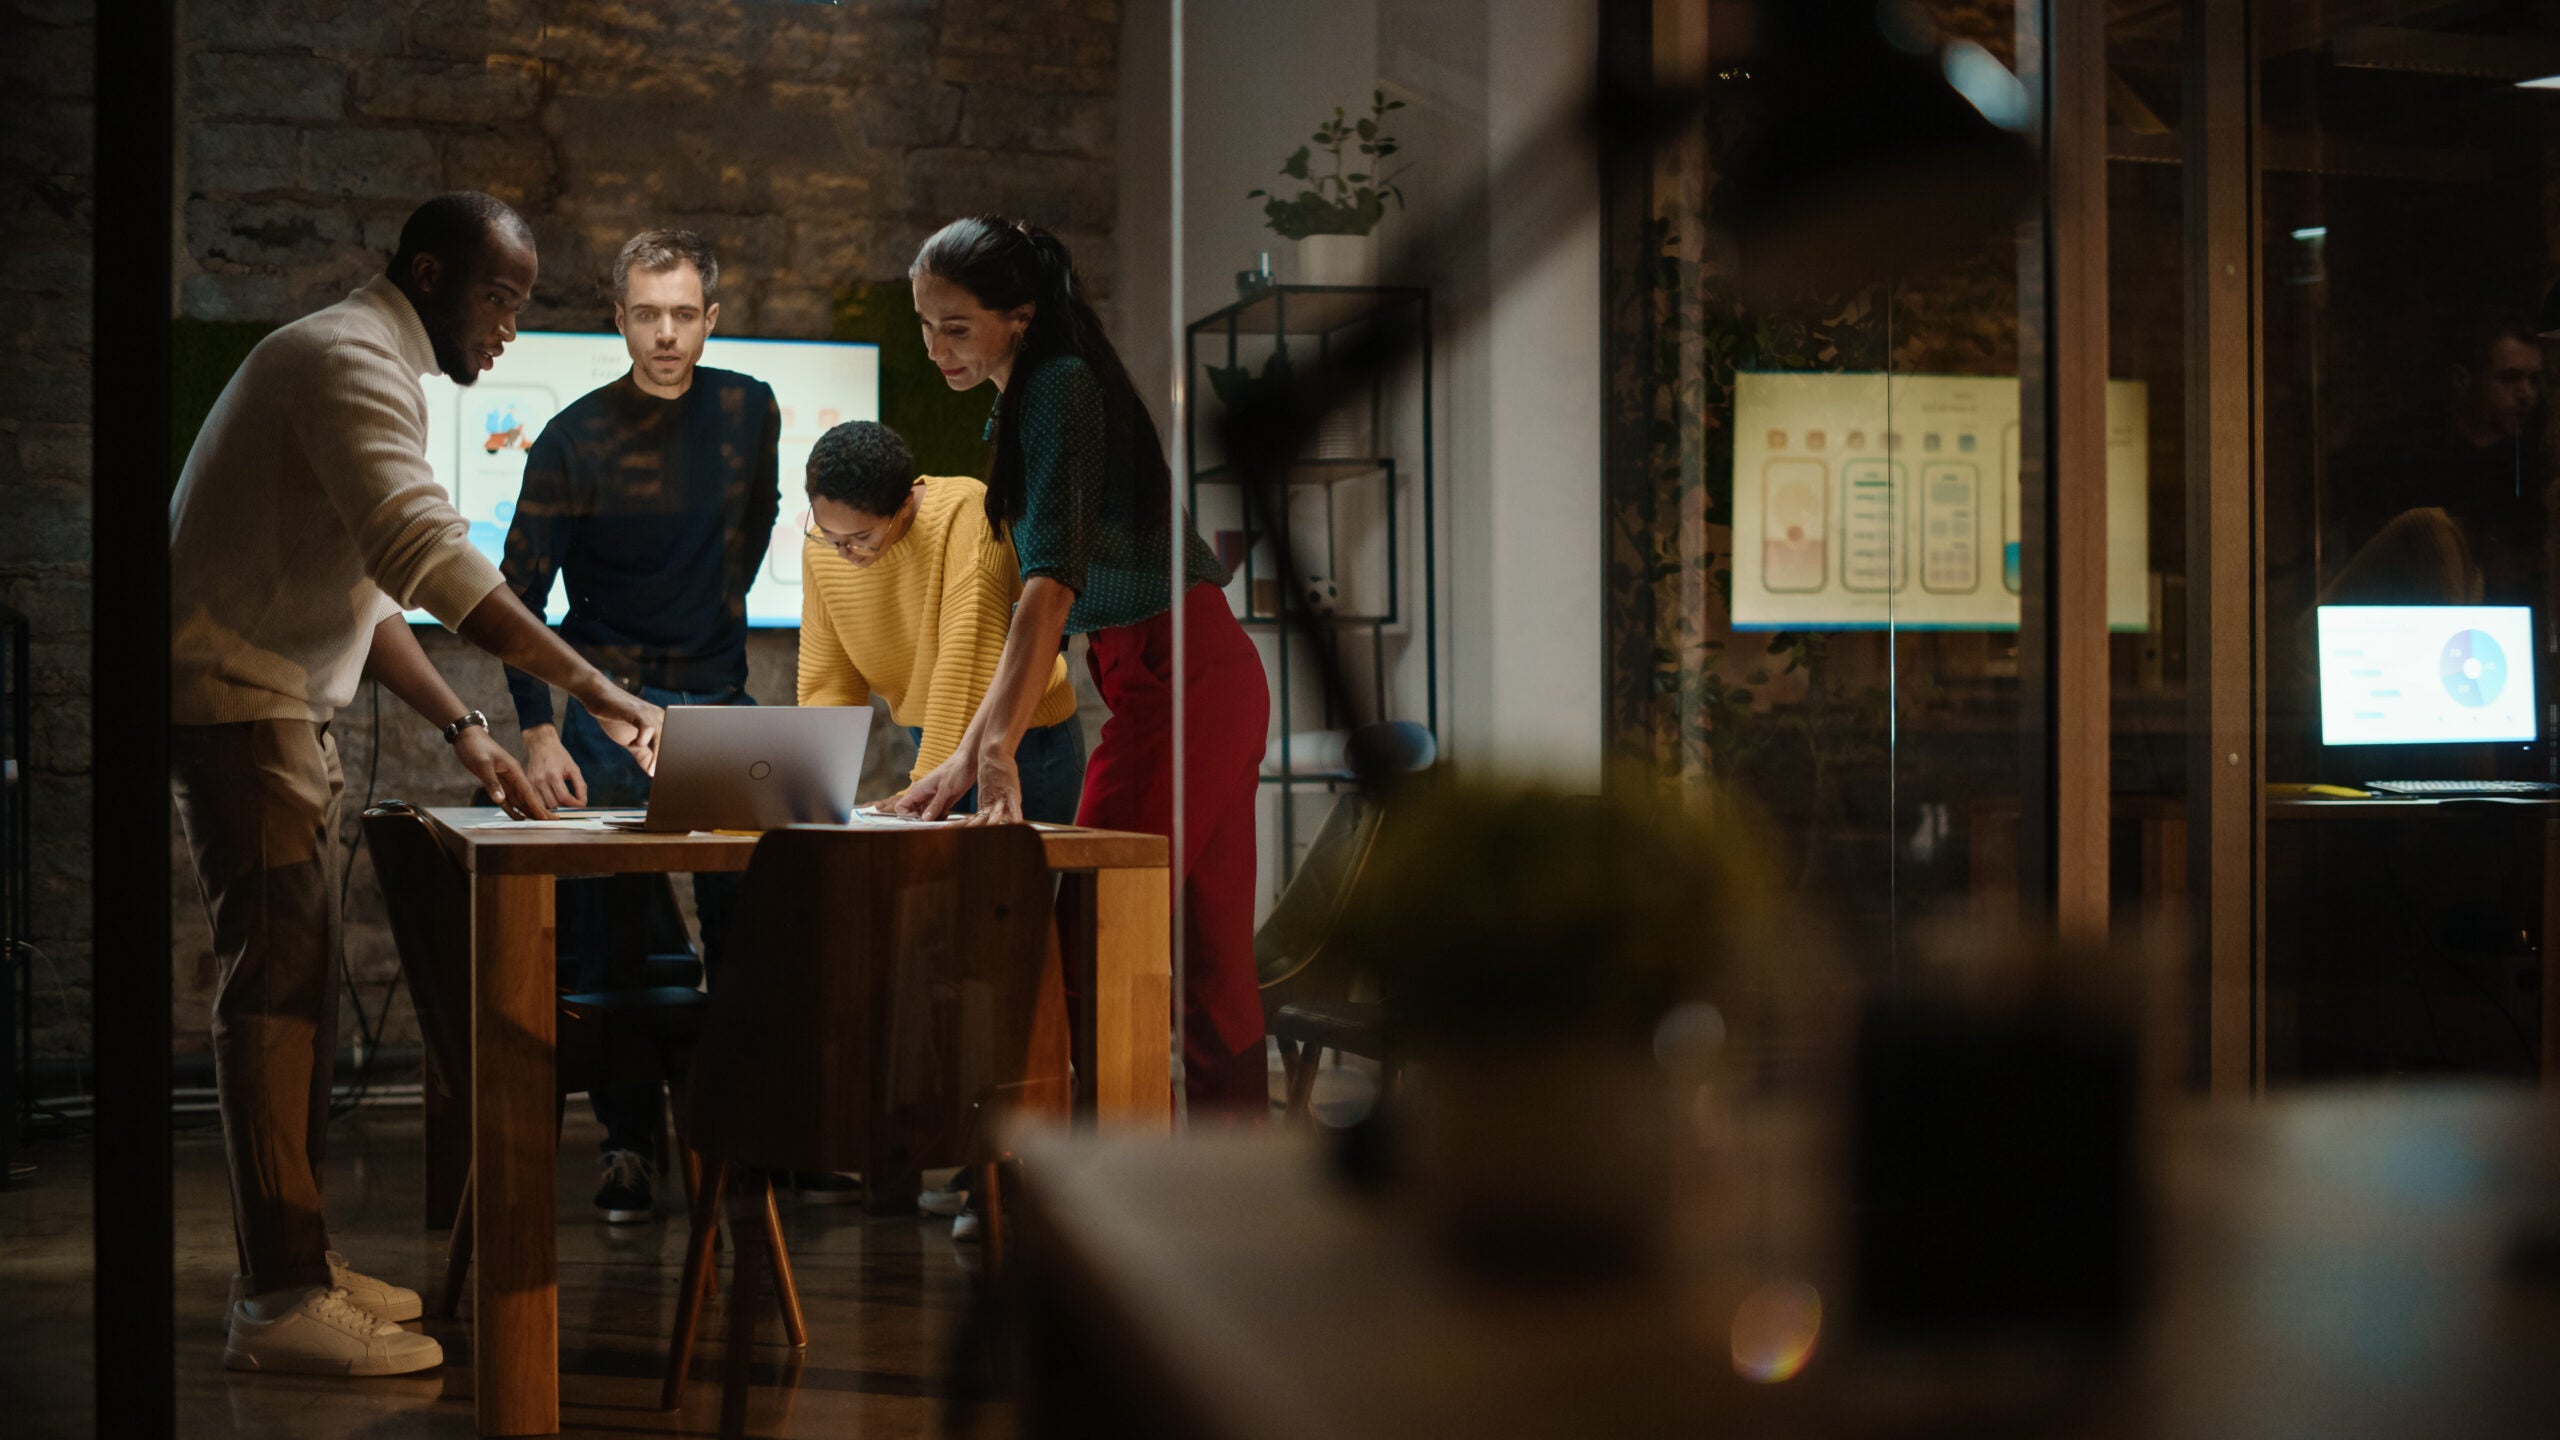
[806,421,917,518]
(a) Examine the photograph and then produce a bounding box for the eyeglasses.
[807,524,883,557]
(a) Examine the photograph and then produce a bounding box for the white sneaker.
[223,1286,444,1376]
[226,1254,423,1324]
[950,1212,982,1243]
[918,1186,968,1218]
[327,1250,424,1323]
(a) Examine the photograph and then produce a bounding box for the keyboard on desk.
[2361,779,2560,797]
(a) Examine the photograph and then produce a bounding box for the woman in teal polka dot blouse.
[889,216,1274,1116]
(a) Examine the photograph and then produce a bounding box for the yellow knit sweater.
[797,475,1080,780]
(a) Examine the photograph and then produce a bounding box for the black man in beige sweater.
[169,191,661,1378]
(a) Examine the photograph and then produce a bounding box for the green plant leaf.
[1281,146,1311,179]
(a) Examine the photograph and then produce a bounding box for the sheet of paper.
[842,809,955,827]
[469,817,627,830]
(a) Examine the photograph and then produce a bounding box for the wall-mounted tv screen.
[411,332,882,628]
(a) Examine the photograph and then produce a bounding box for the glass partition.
[2102,3,2193,1019]
[1609,0,2043,972]
[2257,5,2554,1082]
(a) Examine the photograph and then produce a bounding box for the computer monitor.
[409,331,882,628]
[2316,604,2538,747]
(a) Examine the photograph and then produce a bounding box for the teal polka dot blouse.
[1002,354,1229,636]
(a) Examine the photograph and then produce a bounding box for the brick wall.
[0,0,1124,1068]
[0,0,98,1068]
[180,0,1121,334]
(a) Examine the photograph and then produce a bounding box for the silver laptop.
[601,705,870,832]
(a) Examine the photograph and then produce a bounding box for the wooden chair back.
[359,801,475,1097]
[683,824,1069,1177]
[363,801,701,1098]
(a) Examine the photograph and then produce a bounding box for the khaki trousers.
[170,719,345,1296]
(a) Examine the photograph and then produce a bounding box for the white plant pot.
[1298,232,1378,288]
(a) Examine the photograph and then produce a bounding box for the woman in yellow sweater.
[797,420,1087,821]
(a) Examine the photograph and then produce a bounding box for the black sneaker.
[594,1149,654,1223]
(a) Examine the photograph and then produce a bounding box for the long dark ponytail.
[909,215,1172,535]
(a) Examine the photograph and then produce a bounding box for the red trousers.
[1079,582,1272,1115]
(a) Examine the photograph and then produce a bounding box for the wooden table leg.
[473,871,558,1435]
[1056,876,1099,1123]
[1083,866,1172,1131]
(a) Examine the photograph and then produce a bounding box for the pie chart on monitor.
[2439,627,2509,709]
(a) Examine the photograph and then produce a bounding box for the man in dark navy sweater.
[500,229,780,1220]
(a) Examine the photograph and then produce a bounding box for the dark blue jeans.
[559,684,751,1156]
[912,715,1087,824]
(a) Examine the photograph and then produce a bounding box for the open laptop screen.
[2317,604,2537,746]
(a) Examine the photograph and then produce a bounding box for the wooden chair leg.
[759,1178,807,1348]
[661,1158,730,1412]
[1275,1040,1301,1114]
[437,1169,474,1319]
[422,1073,470,1232]
[720,1168,768,1440]
[1282,1041,1321,1124]
[978,1159,1007,1277]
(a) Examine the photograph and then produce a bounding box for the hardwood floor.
[0,1104,1013,1439]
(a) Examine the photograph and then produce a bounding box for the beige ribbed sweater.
[797,475,1079,780]
[170,276,507,725]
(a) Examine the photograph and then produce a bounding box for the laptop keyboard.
[2362,779,2560,797]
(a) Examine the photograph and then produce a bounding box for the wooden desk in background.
[419,806,1171,1438]
[1971,794,2560,1084]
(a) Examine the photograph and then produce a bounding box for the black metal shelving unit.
[1184,284,1436,878]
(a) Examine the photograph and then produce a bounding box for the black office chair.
[1257,787,1395,1123]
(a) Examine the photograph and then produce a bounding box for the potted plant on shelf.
[1250,90,1409,287]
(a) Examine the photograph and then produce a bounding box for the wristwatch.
[442,709,490,746]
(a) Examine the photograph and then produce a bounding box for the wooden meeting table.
[417,806,1172,1437]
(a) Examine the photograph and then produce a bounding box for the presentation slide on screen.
[410,332,882,628]
[2317,605,2537,747]
[1728,372,2149,631]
